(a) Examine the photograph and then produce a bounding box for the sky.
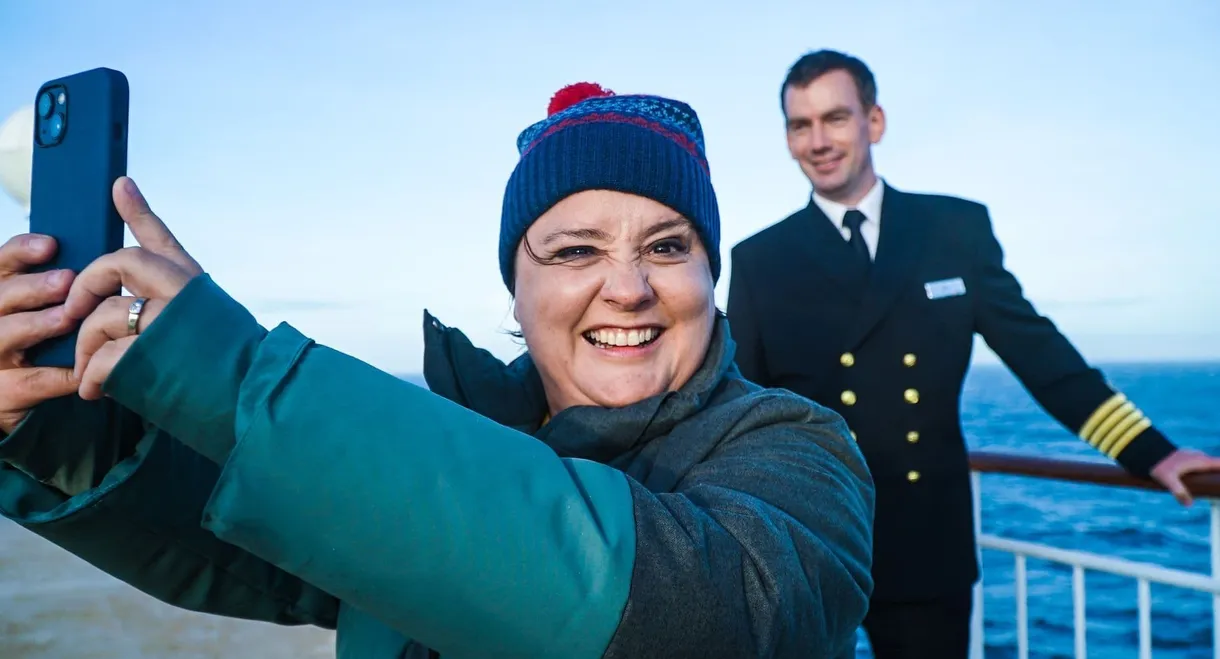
[1,1,1218,374]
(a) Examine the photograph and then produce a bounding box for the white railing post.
[1137,578,1151,659]
[1211,499,1219,659]
[1072,565,1086,658]
[971,470,985,659]
[1016,554,1028,659]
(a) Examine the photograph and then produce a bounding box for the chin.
[811,172,849,194]
[583,376,668,409]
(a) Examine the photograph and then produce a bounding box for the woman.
[0,83,874,658]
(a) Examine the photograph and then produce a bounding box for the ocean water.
[857,360,1220,659]
[0,362,1217,657]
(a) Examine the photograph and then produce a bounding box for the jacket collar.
[421,312,738,463]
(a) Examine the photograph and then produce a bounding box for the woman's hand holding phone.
[0,235,79,433]
[0,176,203,433]
[65,177,203,400]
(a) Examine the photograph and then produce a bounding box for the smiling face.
[512,189,717,414]
[783,68,886,204]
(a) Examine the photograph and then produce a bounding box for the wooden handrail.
[969,450,1220,499]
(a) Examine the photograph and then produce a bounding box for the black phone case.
[27,67,129,368]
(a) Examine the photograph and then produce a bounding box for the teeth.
[584,327,658,347]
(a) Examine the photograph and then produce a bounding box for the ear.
[867,104,886,145]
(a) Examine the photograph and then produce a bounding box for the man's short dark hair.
[781,50,877,117]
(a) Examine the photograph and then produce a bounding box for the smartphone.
[26,67,130,368]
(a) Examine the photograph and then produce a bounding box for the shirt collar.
[812,177,885,231]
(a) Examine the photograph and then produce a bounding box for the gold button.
[903,353,917,367]
[840,352,855,367]
[907,470,921,482]
[841,390,857,406]
[904,388,919,404]
[850,431,857,441]
[907,431,920,443]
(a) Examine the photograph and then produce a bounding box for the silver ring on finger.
[127,297,148,335]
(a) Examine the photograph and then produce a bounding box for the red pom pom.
[547,82,615,116]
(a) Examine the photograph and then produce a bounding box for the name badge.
[925,277,967,300]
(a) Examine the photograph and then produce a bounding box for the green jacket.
[0,274,874,658]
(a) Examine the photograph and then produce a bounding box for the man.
[725,48,1220,658]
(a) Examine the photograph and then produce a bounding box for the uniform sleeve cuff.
[1078,392,1177,479]
[1112,426,1177,480]
[102,274,267,465]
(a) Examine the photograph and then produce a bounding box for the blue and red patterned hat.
[499,82,721,292]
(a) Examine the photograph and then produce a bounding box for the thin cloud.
[1032,296,1148,312]
[248,299,356,313]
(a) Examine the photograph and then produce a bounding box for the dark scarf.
[420,312,738,466]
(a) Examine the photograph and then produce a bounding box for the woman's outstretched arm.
[100,273,874,659]
[0,390,340,629]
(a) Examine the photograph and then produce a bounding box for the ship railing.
[967,451,1220,659]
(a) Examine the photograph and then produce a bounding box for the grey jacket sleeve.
[604,391,875,658]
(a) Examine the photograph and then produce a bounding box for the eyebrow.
[540,216,692,244]
[541,227,613,245]
[821,105,854,120]
[642,217,693,240]
[787,105,854,128]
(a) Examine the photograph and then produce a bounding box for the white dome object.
[0,105,35,213]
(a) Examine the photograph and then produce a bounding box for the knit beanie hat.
[499,82,721,292]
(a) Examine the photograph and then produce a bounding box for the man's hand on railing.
[970,451,1220,504]
[1150,449,1220,507]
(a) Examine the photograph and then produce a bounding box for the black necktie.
[843,209,871,270]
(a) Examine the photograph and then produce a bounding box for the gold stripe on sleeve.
[1079,392,1152,459]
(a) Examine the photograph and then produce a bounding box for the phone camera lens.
[37,92,54,118]
[48,113,65,139]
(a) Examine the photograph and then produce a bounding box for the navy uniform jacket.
[725,183,1178,601]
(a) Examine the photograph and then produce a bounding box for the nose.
[600,260,656,311]
[809,124,831,153]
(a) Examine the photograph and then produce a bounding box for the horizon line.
[391,357,1220,379]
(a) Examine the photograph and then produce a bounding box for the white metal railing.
[968,470,1220,659]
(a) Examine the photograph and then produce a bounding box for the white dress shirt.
[811,177,885,260]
